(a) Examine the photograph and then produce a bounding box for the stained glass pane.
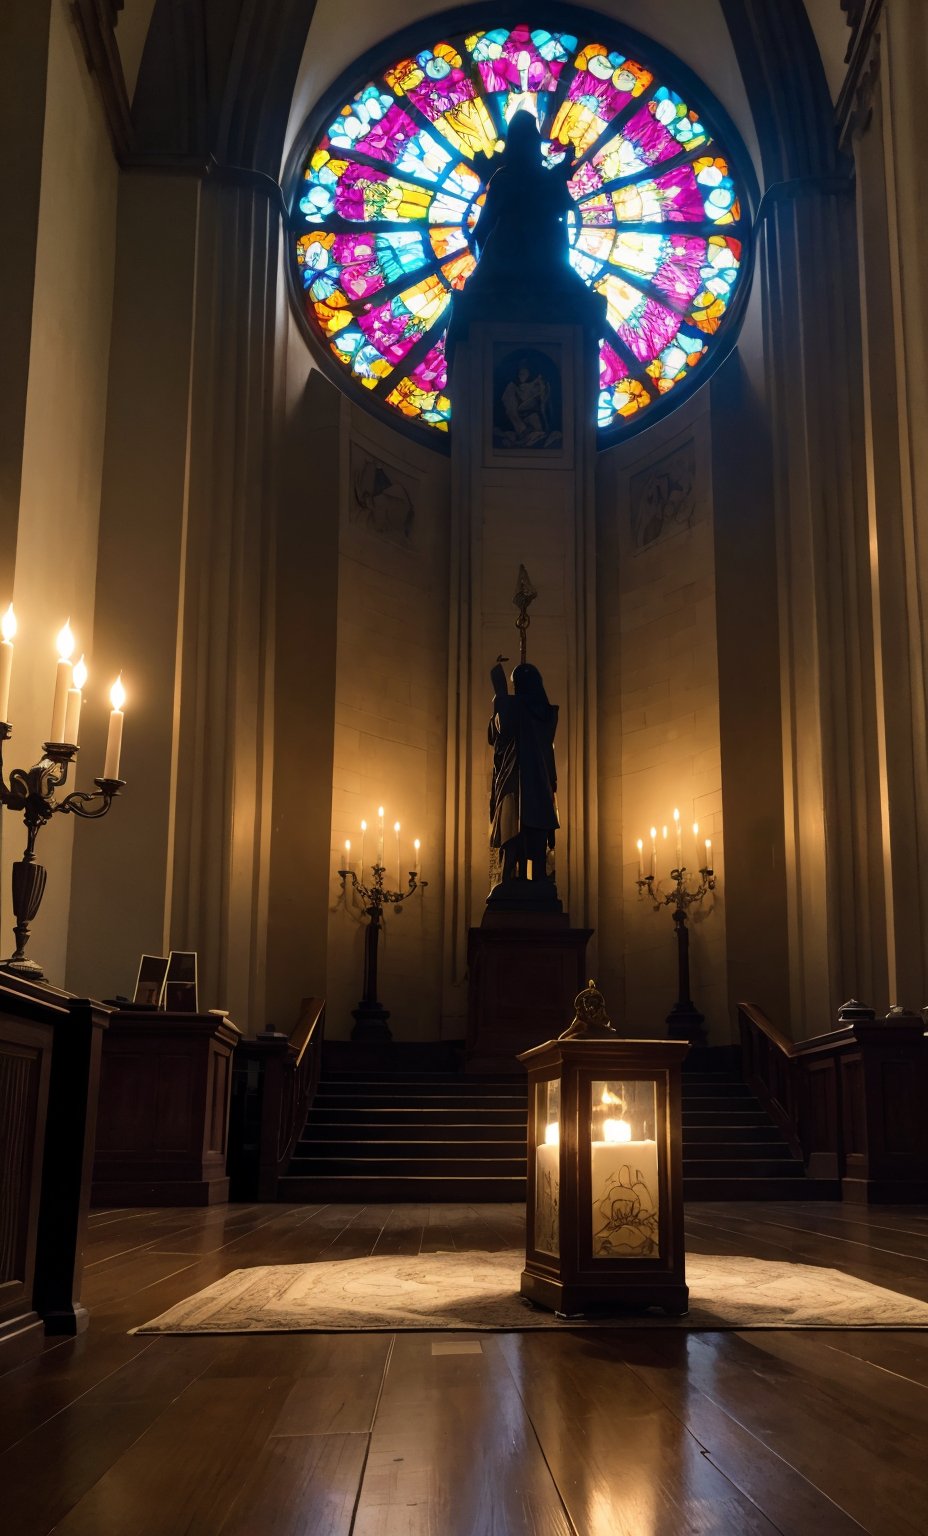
[291,19,751,436]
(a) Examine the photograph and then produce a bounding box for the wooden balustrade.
[738,1002,928,1201]
[228,997,324,1200]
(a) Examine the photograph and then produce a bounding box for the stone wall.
[598,396,729,1041]
[324,406,450,1039]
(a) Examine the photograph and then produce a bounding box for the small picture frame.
[133,954,169,1008]
[163,951,199,1013]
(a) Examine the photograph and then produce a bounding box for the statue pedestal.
[466,886,591,1073]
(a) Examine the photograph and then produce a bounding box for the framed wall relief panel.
[482,328,576,470]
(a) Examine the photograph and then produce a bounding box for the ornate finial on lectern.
[560,979,618,1040]
[513,565,538,665]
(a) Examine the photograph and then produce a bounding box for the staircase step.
[300,1123,527,1144]
[320,1076,525,1091]
[297,1139,528,1160]
[279,1175,526,1202]
[680,1096,763,1113]
[314,1092,527,1110]
[289,1156,527,1178]
[681,1140,794,1159]
[683,1157,805,1179]
[681,1083,756,1099]
[683,1110,770,1126]
[309,1108,527,1126]
[682,1124,790,1145]
[683,1176,840,1201]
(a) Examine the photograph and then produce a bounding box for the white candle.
[534,1137,560,1255]
[636,838,643,880]
[414,838,421,878]
[344,838,351,872]
[0,603,16,721]
[673,807,682,867]
[591,1136,660,1258]
[63,654,87,745]
[377,805,384,866]
[649,826,657,879]
[360,821,367,881]
[394,820,401,886]
[50,620,75,741]
[104,674,126,779]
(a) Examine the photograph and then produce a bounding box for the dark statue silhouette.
[488,658,559,888]
[446,109,606,360]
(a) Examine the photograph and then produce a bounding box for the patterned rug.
[132,1250,928,1333]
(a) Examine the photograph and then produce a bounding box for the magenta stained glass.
[291,21,751,436]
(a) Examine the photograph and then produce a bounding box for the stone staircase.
[280,1073,528,1202]
[680,1071,836,1199]
[279,1065,838,1202]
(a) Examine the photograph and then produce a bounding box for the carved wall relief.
[629,438,698,552]
[350,447,415,548]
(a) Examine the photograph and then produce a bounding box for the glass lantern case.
[519,982,689,1315]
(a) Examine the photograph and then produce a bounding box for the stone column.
[843,0,928,1008]
[722,0,889,1036]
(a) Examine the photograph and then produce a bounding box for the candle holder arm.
[57,777,126,821]
[381,872,428,907]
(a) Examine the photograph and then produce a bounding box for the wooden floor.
[3,1202,928,1536]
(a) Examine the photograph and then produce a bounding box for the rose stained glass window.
[289,17,752,442]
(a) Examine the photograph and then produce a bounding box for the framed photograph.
[133,954,169,1008]
[163,951,199,1013]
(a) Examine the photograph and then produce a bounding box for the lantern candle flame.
[603,1118,632,1144]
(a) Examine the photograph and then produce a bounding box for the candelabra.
[0,723,125,980]
[338,860,427,1043]
[637,860,716,1045]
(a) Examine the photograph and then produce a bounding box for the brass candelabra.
[637,861,716,1045]
[337,861,427,1043]
[0,722,124,980]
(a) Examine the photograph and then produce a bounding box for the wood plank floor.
[2,1201,927,1535]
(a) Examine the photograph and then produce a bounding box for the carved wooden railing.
[738,1001,928,1201]
[738,1002,803,1159]
[228,997,324,1201]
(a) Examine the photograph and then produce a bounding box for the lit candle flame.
[72,655,88,691]
[636,838,643,852]
[377,805,384,818]
[673,807,680,824]
[57,620,75,661]
[414,838,420,851]
[2,604,16,643]
[544,1122,559,1145]
[603,1118,632,1144]
[393,821,400,833]
[110,674,126,711]
[600,1085,624,1106]
[693,821,699,837]
[344,839,351,853]
[361,820,367,832]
